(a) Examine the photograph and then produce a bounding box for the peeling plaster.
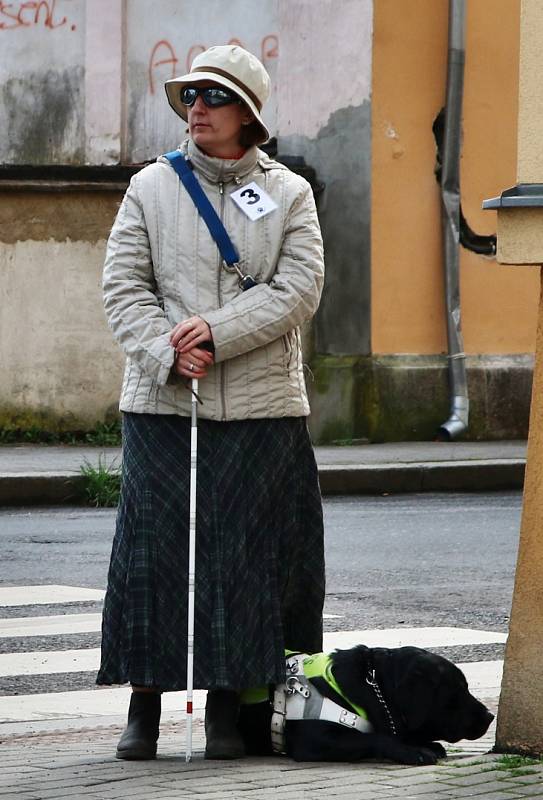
[1,68,85,164]
[279,101,372,356]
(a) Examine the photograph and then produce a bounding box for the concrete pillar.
[495,0,543,756]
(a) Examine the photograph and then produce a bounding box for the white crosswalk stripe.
[0,613,103,638]
[0,584,505,737]
[0,585,106,606]
[0,629,507,677]
[0,612,341,638]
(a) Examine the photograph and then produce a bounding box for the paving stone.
[373,770,445,785]
[0,795,42,800]
[386,785,458,797]
[456,795,527,800]
[73,786,184,800]
[233,790,314,799]
[432,782,528,797]
[394,794,460,800]
[20,777,118,792]
[438,766,498,779]
[326,793,410,800]
[155,776,258,791]
[438,773,515,787]
[509,786,543,797]
[0,768,46,778]
[447,756,502,766]
[475,775,542,792]
[372,787,449,798]
[22,789,112,800]
[1,732,539,800]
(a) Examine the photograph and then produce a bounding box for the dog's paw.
[409,747,439,766]
[426,741,447,759]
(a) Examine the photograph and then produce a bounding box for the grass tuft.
[495,754,543,771]
[84,422,122,446]
[80,456,121,507]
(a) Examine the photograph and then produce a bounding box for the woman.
[97,45,325,761]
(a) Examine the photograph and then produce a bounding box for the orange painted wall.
[371,0,539,355]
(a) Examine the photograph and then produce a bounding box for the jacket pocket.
[281,331,296,370]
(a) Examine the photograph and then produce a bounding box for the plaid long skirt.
[96,412,325,691]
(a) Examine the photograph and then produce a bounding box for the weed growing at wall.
[80,457,121,507]
[0,421,122,446]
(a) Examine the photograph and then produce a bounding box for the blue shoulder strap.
[163,150,239,266]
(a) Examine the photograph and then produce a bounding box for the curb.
[0,474,87,507]
[318,459,526,495]
[0,460,526,506]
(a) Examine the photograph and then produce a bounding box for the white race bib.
[230,181,278,221]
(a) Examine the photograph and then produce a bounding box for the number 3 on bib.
[230,181,278,221]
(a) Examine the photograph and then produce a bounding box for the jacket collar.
[183,138,259,184]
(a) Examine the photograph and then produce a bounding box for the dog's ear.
[394,657,440,731]
[330,645,373,705]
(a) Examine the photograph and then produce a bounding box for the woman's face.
[186,81,254,158]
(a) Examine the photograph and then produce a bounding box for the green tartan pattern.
[97,413,325,691]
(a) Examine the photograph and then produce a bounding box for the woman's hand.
[170,316,214,354]
[172,345,214,379]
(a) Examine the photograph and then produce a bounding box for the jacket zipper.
[218,180,227,420]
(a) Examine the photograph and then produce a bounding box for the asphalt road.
[0,492,521,693]
[0,491,521,628]
[323,492,520,630]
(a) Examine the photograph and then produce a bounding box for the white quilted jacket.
[103,139,324,420]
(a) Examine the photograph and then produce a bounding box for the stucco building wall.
[0,0,537,440]
[371,0,538,356]
[0,192,124,431]
[277,0,373,357]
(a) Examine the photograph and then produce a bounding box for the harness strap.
[271,654,374,755]
[163,150,239,266]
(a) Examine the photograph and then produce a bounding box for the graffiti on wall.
[0,0,75,30]
[148,35,279,95]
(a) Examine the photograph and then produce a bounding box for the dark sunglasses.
[181,85,241,109]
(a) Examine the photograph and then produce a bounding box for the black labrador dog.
[238,645,494,765]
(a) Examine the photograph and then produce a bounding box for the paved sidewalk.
[2,635,540,799]
[2,721,542,800]
[0,441,528,505]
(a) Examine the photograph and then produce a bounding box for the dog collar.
[365,657,399,737]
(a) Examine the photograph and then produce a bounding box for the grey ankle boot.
[116,692,161,760]
[205,689,245,759]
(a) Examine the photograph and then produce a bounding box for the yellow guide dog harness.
[270,652,374,754]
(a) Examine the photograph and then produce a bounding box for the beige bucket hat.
[165,45,271,144]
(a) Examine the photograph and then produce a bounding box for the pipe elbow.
[437,395,469,441]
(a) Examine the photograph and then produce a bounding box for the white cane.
[186,376,198,762]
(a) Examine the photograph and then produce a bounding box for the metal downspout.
[437,0,469,441]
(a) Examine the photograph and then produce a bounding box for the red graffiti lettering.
[148,35,280,94]
[148,39,179,95]
[261,34,278,60]
[0,1,19,27]
[0,0,68,30]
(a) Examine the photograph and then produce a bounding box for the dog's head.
[331,645,494,744]
[387,646,494,743]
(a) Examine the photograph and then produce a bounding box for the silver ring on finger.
[189,363,195,372]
